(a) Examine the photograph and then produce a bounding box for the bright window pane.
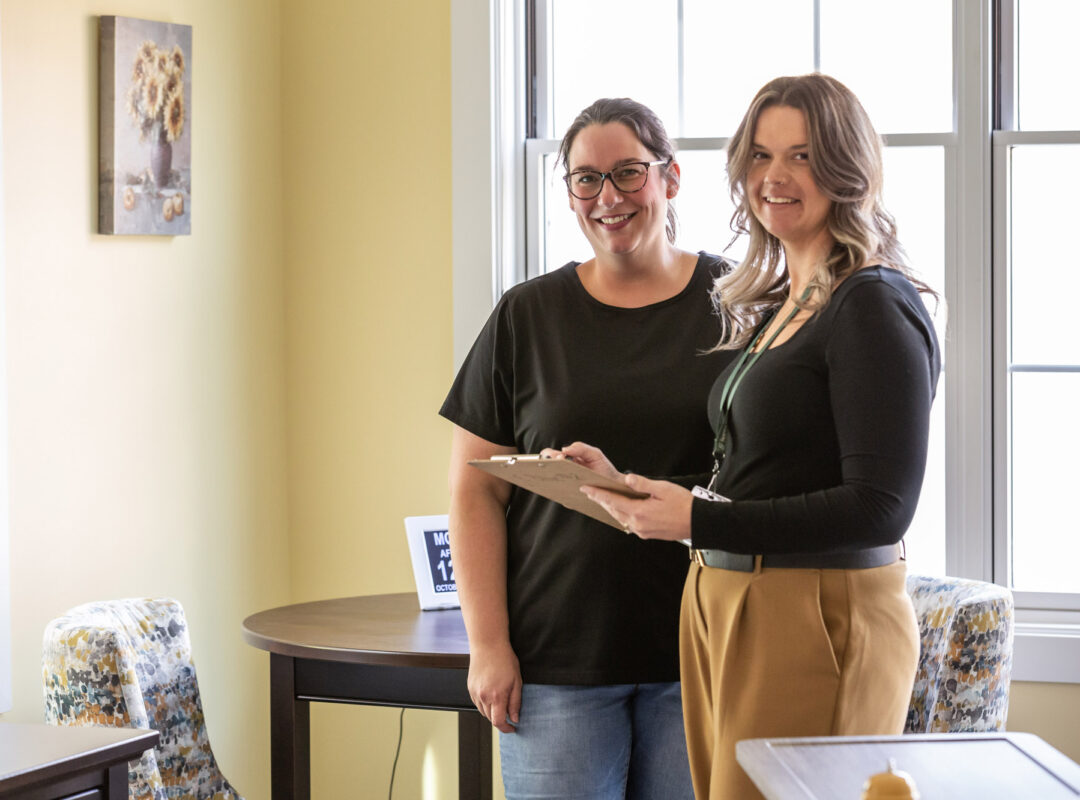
[542,153,589,273]
[550,0,679,138]
[820,0,952,134]
[1018,0,1080,130]
[1009,144,1080,594]
[882,146,946,576]
[1011,373,1080,593]
[673,149,746,263]
[682,0,812,137]
[882,147,946,303]
[1010,145,1080,366]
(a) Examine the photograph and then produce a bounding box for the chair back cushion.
[43,597,243,799]
[905,574,1014,733]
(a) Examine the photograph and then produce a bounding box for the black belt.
[689,543,901,572]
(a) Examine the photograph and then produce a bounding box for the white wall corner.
[0,2,12,713]
[450,0,498,371]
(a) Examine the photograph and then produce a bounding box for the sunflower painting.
[99,16,191,235]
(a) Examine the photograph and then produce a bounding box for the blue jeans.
[498,682,694,800]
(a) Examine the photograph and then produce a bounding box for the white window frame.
[450,0,1080,683]
[989,0,1080,682]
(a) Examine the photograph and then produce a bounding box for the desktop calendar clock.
[404,515,459,610]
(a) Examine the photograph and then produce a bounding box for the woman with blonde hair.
[558,74,941,799]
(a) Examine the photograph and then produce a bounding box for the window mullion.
[992,133,1012,590]
[994,0,1018,131]
[991,0,1016,593]
[529,0,552,139]
[947,0,995,582]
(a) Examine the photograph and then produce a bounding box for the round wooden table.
[243,593,489,800]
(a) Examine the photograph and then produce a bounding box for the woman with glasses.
[440,97,733,799]
[563,75,941,799]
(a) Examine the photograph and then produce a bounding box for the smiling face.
[566,122,677,259]
[746,104,833,258]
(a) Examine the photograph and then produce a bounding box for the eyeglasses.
[563,159,670,200]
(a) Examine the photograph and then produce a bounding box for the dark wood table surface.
[242,592,489,800]
[736,731,1080,799]
[0,722,159,800]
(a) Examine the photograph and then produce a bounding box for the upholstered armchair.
[42,597,244,800]
[904,573,1015,733]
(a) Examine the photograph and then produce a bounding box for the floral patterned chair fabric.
[904,573,1015,733]
[42,597,244,800]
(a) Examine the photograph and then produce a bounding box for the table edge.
[0,725,159,794]
[241,593,472,669]
[240,627,471,669]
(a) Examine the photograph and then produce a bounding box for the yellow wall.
[1010,681,1080,762]
[278,0,457,797]
[1,2,1078,799]
[0,0,289,796]
[0,0,459,795]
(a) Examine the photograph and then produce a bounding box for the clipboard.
[468,455,648,530]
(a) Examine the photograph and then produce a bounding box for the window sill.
[1013,616,1080,683]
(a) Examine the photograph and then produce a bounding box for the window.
[451,0,1080,682]
[527,0,951,579]
[995,0,1080,598]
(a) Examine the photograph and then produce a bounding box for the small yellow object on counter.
[861,758,920,800]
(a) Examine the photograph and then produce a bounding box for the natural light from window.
[541,1,951,576]
[1008,144,1080,593]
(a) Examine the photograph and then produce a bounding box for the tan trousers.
[679,559,918,800]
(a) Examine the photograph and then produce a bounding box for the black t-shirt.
[441,252,734,684]
[692,266,941,554]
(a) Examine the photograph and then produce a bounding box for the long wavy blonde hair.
[712,74,937,349]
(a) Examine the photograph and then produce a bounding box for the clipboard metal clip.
[491,454,546,467]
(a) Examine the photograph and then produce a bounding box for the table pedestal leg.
[271,653,311,800]
[458,710,492,800]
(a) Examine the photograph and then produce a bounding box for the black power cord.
[388,707,405,800]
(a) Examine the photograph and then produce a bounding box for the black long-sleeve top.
[690,266,941,555]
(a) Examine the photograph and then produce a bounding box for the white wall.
[0,0,10,714]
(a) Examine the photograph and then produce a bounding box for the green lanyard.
[707,291,809,492]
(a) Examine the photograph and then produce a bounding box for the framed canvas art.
[99,16,191,235]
